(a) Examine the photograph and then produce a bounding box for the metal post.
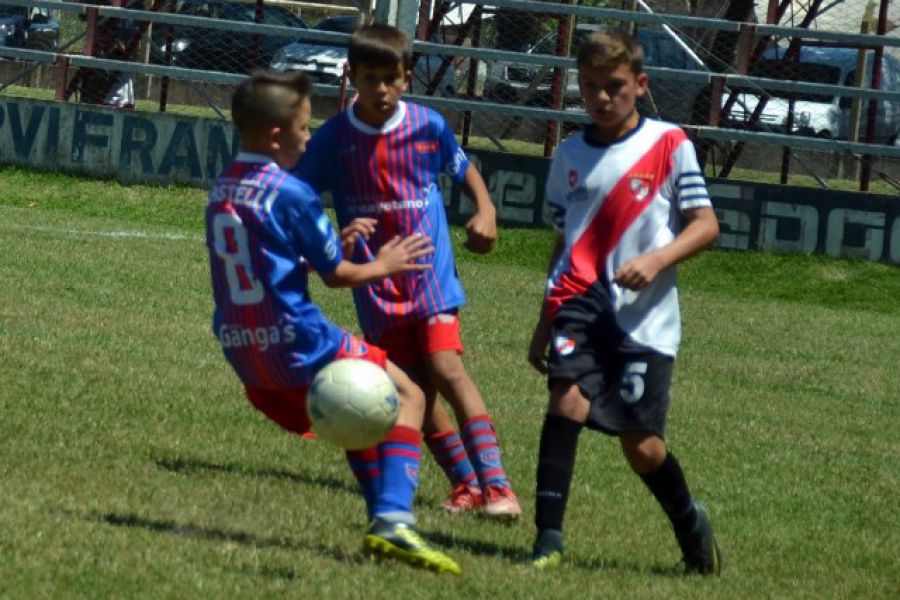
[462,9,482,147]
[544,3,574,158]
[860,0,889,191]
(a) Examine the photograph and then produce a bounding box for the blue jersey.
[294,101,468,335]
[206,152,344,388]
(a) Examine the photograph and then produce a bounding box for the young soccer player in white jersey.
[295,24,521,519]
[526,31,723,574]
[206,70,460,574]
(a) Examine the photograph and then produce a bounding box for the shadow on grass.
[425,530,681,576]
[153,455,358,496]
[87,510,366,567]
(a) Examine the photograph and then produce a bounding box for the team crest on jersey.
[568,169,578,188]
[554,335,576,356]
[415,141,439,154]
[629,173,654,201]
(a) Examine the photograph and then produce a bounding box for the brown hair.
[576,30,644,74]
[231,70,312,137]
[347,23,412,72]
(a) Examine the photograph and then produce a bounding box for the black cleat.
[678,501,723,576]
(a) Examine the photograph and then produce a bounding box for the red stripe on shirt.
[547,129,682,316]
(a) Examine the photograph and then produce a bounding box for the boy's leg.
[531,381,589,568]
[369,324,482,513]
[621,432,722,575]
[428,348,521,519]
[610,350,719,575]
[363,359,461,575]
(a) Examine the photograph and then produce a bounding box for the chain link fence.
[1,0,899,192]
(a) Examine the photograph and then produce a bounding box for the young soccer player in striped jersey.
[206,70,459,574]
[526,31,723,574]
[295,24,521,519]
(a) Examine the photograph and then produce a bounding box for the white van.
[724,45,900,145]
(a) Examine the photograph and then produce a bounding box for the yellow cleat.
[363,520,461,575]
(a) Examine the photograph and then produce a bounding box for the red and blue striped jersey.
[294,101,468,335]
[206,152,345,388]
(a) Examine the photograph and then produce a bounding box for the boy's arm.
[321,234,433,288]
[461,163,498,254]
[527,234,566,374]
[613,207,719,291]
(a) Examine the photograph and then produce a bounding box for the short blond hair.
[576,30,644,74]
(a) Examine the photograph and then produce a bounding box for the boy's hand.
[464,206,497,254]
[340,218,377,256]
[613,253,664,290]
[375,234,434,274]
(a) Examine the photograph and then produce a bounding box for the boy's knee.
[548,382,590,422]
[619,432,667,474]
[427,351,470,387]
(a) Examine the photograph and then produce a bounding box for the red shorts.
[365,312,463,368]
[243,333,387,436]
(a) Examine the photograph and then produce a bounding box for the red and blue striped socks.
[373,425,422,524]
[462,414,511,489]
[426,429,480,490]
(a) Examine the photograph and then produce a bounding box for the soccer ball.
[307,359,400,450]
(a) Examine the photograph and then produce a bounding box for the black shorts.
[547,284,674,437]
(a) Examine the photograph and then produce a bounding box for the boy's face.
[578,62,648,140]
[273,96,312,170]
[349,62,410,126]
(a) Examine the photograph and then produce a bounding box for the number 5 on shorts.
[620,362,648,404]
[212,212,264,305]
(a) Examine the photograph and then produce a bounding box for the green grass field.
[1,167,898,598]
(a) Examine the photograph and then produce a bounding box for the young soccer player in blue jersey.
[526,31,723,574]
[295,24,521,518]
[206,69,460,574]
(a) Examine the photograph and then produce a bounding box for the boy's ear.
[267,125,283,152]
[635,72,649,97]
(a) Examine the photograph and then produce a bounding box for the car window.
[750,59,841,102]
[236,6,303,27]
[315,17,357,33]
[0,7,27,18]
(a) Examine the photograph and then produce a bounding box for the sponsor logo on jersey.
[415,141,439,154]
[447,147,466,176]
[218,321,298,352]
[566,185,589,204]
[554,335,576,356]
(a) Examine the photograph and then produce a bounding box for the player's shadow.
[153,455,358,496]
[87,510,366,566]
[425,530,679,576]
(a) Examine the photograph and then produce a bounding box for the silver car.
[271,15,456,96]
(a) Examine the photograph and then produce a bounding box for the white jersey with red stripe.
[545,117,712,357]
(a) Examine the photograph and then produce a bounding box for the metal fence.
[1,0,899,192]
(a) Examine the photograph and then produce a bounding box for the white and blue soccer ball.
[307,359,399,450]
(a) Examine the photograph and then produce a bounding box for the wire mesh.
[0,0,899,192]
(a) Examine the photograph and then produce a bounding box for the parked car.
[270,15,456,97]
[150,0,307,73]
[723,45,900,144]
[0,6,60,51]
[483,25,707,122]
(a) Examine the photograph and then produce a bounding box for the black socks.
[639,451,698,540]
[534,413,583,532]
